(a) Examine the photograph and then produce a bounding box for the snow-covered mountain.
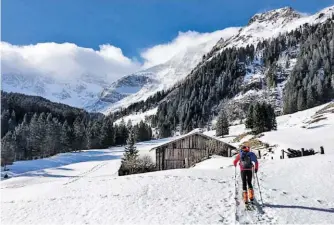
[95,5,334,115]
[1,72,109,109]
[210,6,333,53]
[91,28,240,113]
[115,5,334,129]
[218,6,334,119]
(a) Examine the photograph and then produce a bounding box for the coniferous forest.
[1,92,152,167]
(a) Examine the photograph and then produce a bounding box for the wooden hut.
[151,132,236,170]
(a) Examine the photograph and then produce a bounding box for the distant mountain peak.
[248,6,302,26]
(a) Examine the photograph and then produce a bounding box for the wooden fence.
[280,146,325,159]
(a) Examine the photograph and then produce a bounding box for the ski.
[250,198,265,214]
[244,202,255,211]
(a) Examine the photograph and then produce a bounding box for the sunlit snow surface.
[2,103,334,224]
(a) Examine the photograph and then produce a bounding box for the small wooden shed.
[151,132,236,170]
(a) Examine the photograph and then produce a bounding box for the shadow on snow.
[265,204,334,213]
[2,149,121,179]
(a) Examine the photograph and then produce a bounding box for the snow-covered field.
[2,103,334,224]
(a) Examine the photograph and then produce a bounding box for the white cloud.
[1,27,240,83]
[140,27,240,68]
[0,42,141,82]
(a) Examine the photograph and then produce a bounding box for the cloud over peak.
[1,42,141,82]
[1,27,239,83]
[140,27,239,68]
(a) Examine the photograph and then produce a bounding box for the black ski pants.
[241,170,253,191]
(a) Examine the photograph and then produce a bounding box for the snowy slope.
[204,102,334,161]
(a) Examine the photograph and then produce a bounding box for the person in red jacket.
[233,146,259,203]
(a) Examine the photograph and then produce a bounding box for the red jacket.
[233,150,259,171]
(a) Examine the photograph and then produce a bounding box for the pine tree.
[297,88,306,111]
[245,105,254,129]
[121,128,139,173]
[43,113,59,156]
[306,85,315,108]
[14,116,29,160]
[28,113,43,158]
[8,118,16,133]
[115,119,128,145]
[1,131,16,169]
[73,117,87,150]
[86,121,97,149]
[127,120,132,130]
[216,110,229,137]
[1,110,10,138]
[159,123,171,138]
[60,121,72,152]
[38,113,47,157]
[101,117,115,148]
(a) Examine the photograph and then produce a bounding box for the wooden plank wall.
[155,134,234,170]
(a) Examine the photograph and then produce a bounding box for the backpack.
[240,152,252,169]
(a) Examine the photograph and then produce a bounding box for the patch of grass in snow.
[306,116,327,125]
[315,102,334,115]
[241,137,270,149]
[232,132,250,143]
[302,103,334,126]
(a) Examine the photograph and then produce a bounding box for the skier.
[233,145,259,203]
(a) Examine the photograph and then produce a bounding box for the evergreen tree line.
[1,93,153,167]
[1,91,102,137]
[245,102,277,134]
[155,46,254,138]
[283,19,334,113]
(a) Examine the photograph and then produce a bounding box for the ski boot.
[248,188,254,203]
[243,191,248,203]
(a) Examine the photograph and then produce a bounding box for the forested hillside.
[1,92,152,166]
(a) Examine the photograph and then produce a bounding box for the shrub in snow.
[118,155,156,176]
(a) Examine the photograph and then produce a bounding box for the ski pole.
[234,166,238,223]
[255,172,264,206]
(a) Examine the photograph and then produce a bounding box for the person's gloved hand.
[255,169,258,173]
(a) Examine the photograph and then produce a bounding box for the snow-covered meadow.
[1,102,334,224]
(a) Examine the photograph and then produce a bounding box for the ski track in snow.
[3,153,334,224]
[234,171,277,225]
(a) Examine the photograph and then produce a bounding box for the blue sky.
[2,0,334,58]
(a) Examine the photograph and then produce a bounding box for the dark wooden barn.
[151,132,236,170]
